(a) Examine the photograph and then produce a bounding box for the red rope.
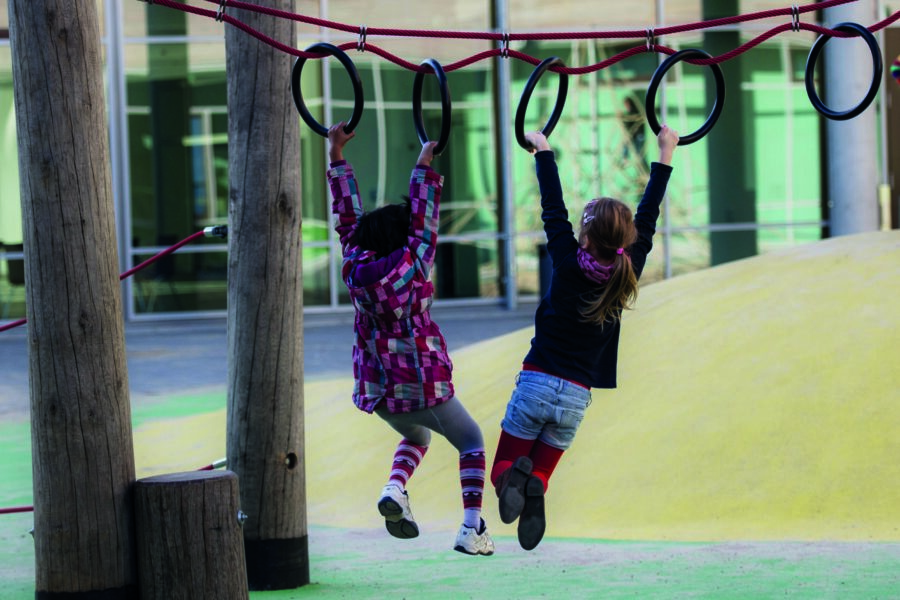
[0,505,32,515]
[202,0,858,41]
[1,458,228,515]
[339,13,895,76]
[0,230,207,333]
[0,318,27,333]
[147,0,896,75]
[118,230,206,280]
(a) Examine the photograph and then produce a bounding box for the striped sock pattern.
[460,448,486,528]
[388,439,429,488]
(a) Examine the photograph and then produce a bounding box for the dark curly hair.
[355,196,412,258]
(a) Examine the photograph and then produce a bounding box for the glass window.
[509,1,654,30]
[740,0,805,13]
[322,44,497,301]
[125,34,230,315]
[758,224,822,253]
[125,26,333,312]
[668,230,711,278]
[122,0,322,40]
[327,0,489,31]
[298,53,330,307]
[131,249,227,314]
[433,240,499,300]
[1,0,878,320]
[663,2,702,25]
[508,38,710,290]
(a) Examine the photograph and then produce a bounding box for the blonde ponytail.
[577,197,639,326]
[579,253,638,326]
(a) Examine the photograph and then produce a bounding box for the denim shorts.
[501,370,592,450]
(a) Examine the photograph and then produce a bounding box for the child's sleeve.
[327,160,364,253]
[406,165,444,270]
[630,161,673,278]
[535,151,579,265]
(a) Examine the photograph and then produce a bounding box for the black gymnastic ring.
[412,59,452,156]
[804,22,882,121]
[515,56,569,150]
[291,42,364,137]
[646,49,725,146]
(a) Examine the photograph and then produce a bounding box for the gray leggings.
[375,396,484,453]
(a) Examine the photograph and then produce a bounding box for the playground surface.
[2,231,900,598]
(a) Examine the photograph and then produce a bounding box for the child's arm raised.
[407,141,443,271]
[416,141,435,168]
[525,131,579,265]
[524,131,551,153]
[327,122,363,251]
[630,125,679,277]
[656,124,678,166]
[328,123,355,162]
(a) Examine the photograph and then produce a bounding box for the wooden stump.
[134,471,248,600]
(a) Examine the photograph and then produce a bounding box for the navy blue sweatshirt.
[522,150,673,388]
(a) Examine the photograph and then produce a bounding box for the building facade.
[1,0,897,321]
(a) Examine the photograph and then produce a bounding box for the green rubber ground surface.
[2,232,900,598]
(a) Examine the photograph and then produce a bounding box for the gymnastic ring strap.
[804,22,882,122]
[515,56,569,151]
[645,48,725,146]
[291,42,364,136]
[412,58,452,156]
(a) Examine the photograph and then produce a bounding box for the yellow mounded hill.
[135,231,900,541]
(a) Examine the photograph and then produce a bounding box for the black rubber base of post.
[35,585,138,599]
[245,536,310,591]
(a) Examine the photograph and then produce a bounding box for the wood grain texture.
[223,0,308,589]
[8,0,136,594]
[135,471,248,600]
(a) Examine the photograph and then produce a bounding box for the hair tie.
[616,247,624,255]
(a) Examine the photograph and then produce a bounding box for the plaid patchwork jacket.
[328,160,454,414]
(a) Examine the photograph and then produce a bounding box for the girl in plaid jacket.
[327,123,493,556]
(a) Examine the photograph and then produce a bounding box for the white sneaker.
[453,518,494,556]
[377,483,419,539]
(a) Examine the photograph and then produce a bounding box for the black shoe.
[517,475,545,551]
[497,456,533,524]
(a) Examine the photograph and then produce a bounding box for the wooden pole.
[224,0,308,589]
[135,471,248,600]
[8,1,137,597]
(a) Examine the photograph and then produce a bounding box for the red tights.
[490,430,564,493]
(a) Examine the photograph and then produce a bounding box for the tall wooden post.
[224,0,308,589]
[8,1,137,597]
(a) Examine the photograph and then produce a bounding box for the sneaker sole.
[453,544,494,556]
[517,476,546,551]
[498,456,533,524]
[378,497,419,539]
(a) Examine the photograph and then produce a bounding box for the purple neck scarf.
[577,247,617,285]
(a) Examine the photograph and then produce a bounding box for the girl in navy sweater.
[491,126,679,550]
